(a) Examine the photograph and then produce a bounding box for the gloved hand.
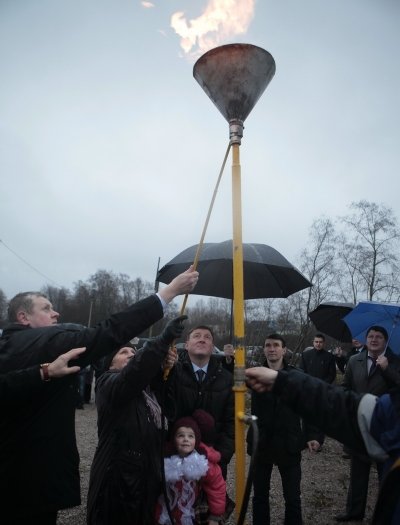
[158,315,188,346]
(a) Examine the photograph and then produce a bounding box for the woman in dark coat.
[87,316,186,525]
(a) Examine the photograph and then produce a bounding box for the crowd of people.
[1,275,400,524]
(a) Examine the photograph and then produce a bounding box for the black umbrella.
[308,302,355,342]
[157,240,311,300]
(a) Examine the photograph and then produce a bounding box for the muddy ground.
[58,401,378,524]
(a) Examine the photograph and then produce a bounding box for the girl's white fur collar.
[164,451,209,482]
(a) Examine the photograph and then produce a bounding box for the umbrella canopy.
[308,302,355,342]
[157,240,311,300]
[343,301,400,355]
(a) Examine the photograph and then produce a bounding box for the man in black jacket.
[299,333,337,447]
[248,334,320,525]
[299,333,337,384]
[169,325,234,477]
[245,363,400,525]
[0,267,198,525]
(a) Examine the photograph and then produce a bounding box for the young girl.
[156,411,226,525]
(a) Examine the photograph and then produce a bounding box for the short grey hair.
[8,292,47,322]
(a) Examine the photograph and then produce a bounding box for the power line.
[0,238,62,288]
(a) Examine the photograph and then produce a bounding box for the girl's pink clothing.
[156,443,226,525]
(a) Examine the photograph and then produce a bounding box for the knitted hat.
[171,417,201,449]
[96,342,137,377]
[192,409,216,445]
[100,349,120,373]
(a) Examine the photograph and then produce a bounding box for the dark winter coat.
[299,347,337,384]
[269,368,400,525]
[271,368,363,451]
[87,339,173,525]
[168,354,234,469]
[247,361,313,465]
[0,294,163,518]
[343,348,400,396]
[0,365,42,402]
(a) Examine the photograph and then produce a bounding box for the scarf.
[142,386,166,430]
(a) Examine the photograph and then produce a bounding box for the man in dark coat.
[346,338,365,364]
[87,316,186,525]
[299,333,337,446]
[337,325,400,522]
[0,346,85,402]
[299,333,337,384]
[169,325,234,478]
[0,267,198,525]
[245,363,400,525]
[248,334,320,525]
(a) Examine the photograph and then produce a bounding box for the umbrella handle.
[163,143,231,381]
[163,301,187,381]
[163,344,177,381]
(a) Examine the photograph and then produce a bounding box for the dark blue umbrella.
[342,301,400,355]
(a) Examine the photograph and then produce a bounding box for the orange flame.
[171,0,255,56]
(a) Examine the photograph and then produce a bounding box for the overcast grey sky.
[1,0,399,301]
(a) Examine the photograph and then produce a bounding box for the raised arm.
[246,367,364,452]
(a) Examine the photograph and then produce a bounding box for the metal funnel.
[193,43,276,143]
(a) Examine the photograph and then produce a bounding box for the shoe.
[335,514,363,522]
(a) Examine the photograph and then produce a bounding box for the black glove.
[158,315,188,346]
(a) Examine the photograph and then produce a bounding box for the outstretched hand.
[159,315,188,346]
[245,367,278,392]
[47,347,86,379]
[158,266,199,303]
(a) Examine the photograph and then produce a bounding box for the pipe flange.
[229,119,244,144]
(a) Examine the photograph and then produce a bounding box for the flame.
[171,0,255,56]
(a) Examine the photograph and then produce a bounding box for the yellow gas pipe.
[230,141,247,521]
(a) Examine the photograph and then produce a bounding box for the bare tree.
[69,280,93,325]
[117,274,153,307]
[290,217,339,352]
[41,285,71,318]
[0,288,8,324]
[339,200,400,301]
[87,269,122,322]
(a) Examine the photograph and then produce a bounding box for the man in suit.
[336,325,400,522]
[345,338,365,364]
[169,325,234,478]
